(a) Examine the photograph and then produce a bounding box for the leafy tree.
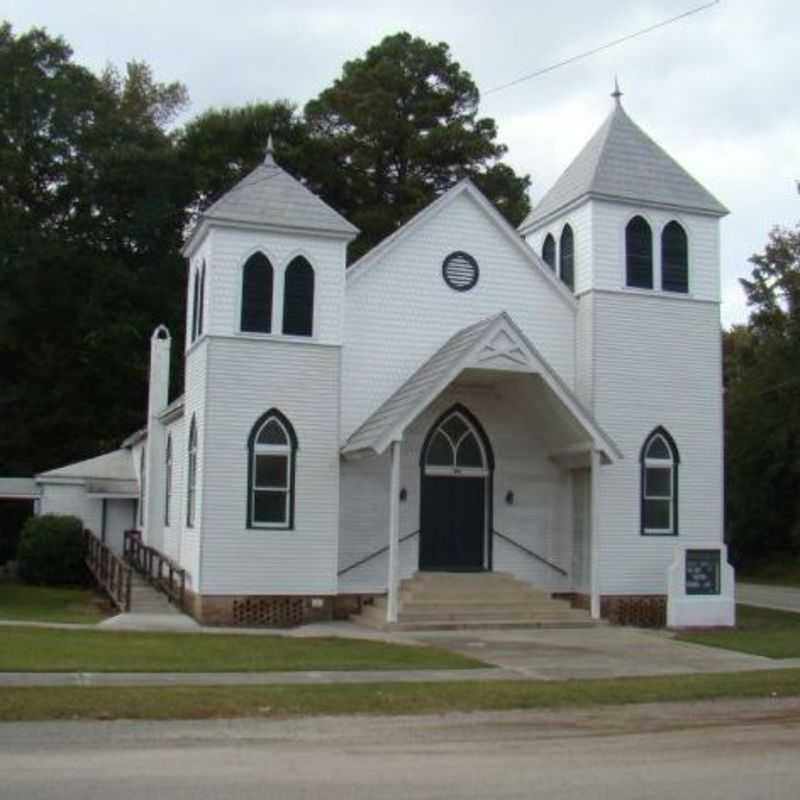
[303,32,530,259]
[725,223,800,568]
[0,23,190,475]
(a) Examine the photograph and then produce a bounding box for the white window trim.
[643,436,674,534]
[424,413,488,478]
[251,419,293,529]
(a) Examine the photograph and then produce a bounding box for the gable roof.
[519,101,728,232]
[343,312,621,461]
[346,179,576,309]
[183,149,358,255]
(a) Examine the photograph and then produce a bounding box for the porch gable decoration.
[27,86,732,630]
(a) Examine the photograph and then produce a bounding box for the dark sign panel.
[686,549,720,595]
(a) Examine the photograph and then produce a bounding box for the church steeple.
[264,134,276,166]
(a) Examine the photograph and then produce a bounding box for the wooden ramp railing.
[123,530,187,611]
[85,529,132,611]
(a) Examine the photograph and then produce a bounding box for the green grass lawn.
[677,604,800,658]
[0,582,111,624]
[2,668,800,721]
[0,625,484,673]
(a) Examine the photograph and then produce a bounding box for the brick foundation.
[183,590,335,627]
[600,594,667,627]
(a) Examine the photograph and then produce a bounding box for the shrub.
[16,514,88,586]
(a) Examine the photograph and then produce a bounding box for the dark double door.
[419,475,486,571]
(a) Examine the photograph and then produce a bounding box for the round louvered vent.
[442,251,479,292]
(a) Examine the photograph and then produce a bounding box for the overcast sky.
[4,0,799,326]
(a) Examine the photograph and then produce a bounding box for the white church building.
[30,91,735,628]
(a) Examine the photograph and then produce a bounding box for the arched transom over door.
[419,407,492,572]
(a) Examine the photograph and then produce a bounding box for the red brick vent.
[232,597,305,627]
[600,595,666,627]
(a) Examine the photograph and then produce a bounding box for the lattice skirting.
[600,594,667,627]
[184,592,334,627]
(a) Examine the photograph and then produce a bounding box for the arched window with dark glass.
[626,216,653,289]
[640,427,679,535]
[197,262,206,336]
[190,269,200,342]
[247,409,298,529]
[559,224,574,291]
[240,252,273,333]
[542,234,556,271]
[186,416,197,528]
[424,411,488,476]
[138,447,146,526]
[164,434,172,527]
[282,256,315,337]
[662,221,688,293]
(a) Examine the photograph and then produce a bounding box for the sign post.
[667,544,734,627]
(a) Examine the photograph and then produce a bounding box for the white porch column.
[590,449,601,620]
[386,439,401,623]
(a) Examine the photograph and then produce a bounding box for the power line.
[483,1,721,96]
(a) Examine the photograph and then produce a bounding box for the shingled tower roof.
[519,92,728,232]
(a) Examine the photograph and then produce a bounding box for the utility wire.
[484,1,721,96]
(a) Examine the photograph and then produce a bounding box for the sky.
[4,0,799,327]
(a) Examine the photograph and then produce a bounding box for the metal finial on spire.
[264,133,275,165]
[611,77,623,106]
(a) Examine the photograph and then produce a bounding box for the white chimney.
[143,325,171,548]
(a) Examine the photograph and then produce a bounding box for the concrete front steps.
[353,572,595,631]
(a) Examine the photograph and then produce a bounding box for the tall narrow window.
[641,427,679,535]
[282,256,315,336]
[240,252,273,333]
[559,224,574,291]
[626,216,653,288]
[164,434,172,527]
[662,221,688,293]
[247,409,298,529]
[186,416,197,528]
[197,262,206,336]
[138,447,146,526]
[542,234,556,271]
[190,269,200,342]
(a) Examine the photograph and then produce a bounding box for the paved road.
[2,698,799,799]
[738,582,800,613]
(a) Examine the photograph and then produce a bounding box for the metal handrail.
[492,529,568,576]
[84,529,133,611]
[337,530,420,577]
[123,529,187,611]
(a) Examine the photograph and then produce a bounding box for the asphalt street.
[1,698,799,799]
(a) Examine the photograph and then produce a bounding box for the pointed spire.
[264,133,276,166]
[611,77,623,107]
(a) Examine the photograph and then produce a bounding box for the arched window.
[641,427,679,535]
[240,252,273,333]
[138,447,146,526]
[190,269,200,343]
[186,416,197,528]
[282,256,315,336]
[197,262,206,336]
[424,410,488,476]
[662,221,688,293]
[559,224,574,291]
[247,409,298,529]
[164,434,172,527]
[542,234,556,271]
[626,216,653,289]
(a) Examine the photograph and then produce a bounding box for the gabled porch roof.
[342,313,622,463]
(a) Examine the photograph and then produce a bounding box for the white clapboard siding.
[343,189,577,442]
[592,293,723,595]
[197,337,341,595]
